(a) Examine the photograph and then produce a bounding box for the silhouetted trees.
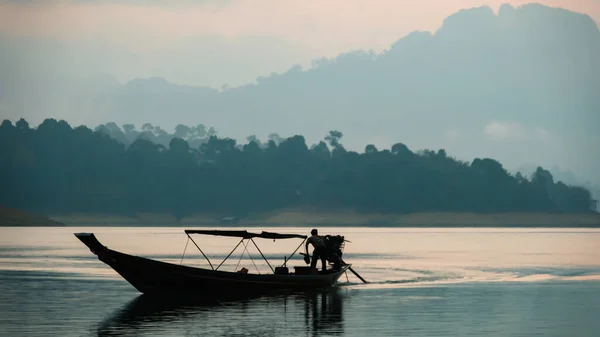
[0,118,596,216]
[93,121,217,150]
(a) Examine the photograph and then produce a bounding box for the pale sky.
[1,0,599,187]
[2,0,600,86]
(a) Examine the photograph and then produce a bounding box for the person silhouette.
[305,229,327,272]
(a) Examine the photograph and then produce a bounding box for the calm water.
[1,227,600,336]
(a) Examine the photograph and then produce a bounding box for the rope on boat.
[180,237,190,265]
[244,240,261,274]
[234,243,245,271]
[232,240,260,274]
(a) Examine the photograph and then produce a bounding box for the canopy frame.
[184,229,307,240]
[181,229,308,273]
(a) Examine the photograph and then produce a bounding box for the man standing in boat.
[306,229,327,272]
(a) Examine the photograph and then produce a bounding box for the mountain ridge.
[3,2,599,185]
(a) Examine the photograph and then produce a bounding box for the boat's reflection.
[96,288,347,336]
[303,288,344,335]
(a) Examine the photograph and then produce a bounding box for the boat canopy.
[184,229,307,240]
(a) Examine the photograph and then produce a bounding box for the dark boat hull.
[75,233,350,295]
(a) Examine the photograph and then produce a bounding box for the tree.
[532,166,554,186]
[193,124,207,138]
[1,118,594,216]
[311,141,331,160]
[268,133,284,145]
[365,144,378,154]
[15,118,29,130]
[169,137,190,153]
[515,172,527,184]
[246,135,261,145]
[325,130,343,148]
[123,124,135,134]
[174,124,191,138]
[142,123,154,132]
[391,143,411,156]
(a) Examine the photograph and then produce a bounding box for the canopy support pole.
[187,234,214,270]
[250,238,274,273]
[283,238,306,267]
[216,238,245,270]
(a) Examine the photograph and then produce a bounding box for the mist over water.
[1,227,600,336]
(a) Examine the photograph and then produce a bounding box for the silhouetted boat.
[75,229,354,295]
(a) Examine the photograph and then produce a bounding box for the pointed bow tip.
[74,232,94,237]
[73,232,104,254]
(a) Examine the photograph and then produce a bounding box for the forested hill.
[1,118,596,217]
[4,4,599,184]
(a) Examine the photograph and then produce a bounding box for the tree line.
[0,118,595,217]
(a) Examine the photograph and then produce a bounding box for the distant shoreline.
[13,224,600,228]
[0,207,64,227]
[2,208,596,228]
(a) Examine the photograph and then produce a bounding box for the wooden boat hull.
[75,233,350,295]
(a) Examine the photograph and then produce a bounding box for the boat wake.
[467,267,600,283]
[338,265,600,288]
[340,276,460,287]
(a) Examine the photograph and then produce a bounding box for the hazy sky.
[1,1,599,187]
[2,0,600,86]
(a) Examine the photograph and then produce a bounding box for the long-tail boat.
[74,229,364,295]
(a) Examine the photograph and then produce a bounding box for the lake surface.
[1,227,600,336]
